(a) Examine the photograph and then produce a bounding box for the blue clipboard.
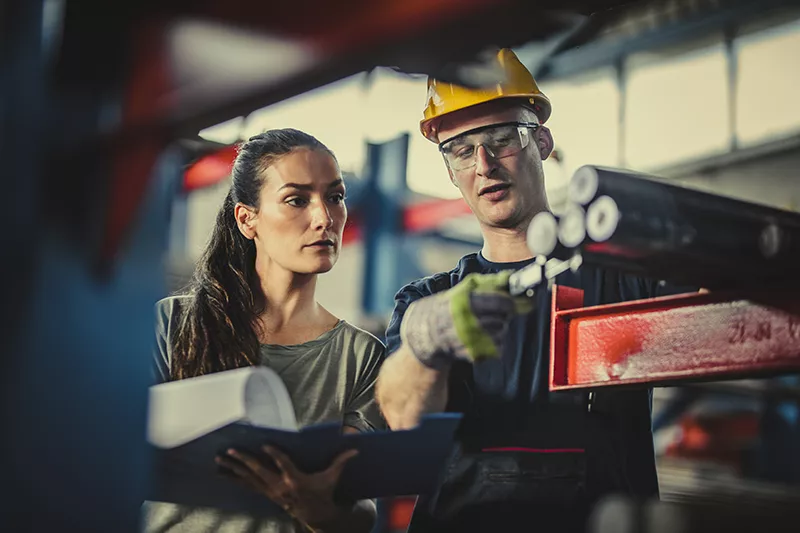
[146,413,462,517]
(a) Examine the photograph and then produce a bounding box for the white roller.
[586,195,620,243]
[527,211,558,256]
[568,165,600,206]
[759,223,782,258]
[558,204,587,248]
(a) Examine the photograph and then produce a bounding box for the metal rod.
[560,165,800,289]
[558,204,587,248]
[527,211,560,257]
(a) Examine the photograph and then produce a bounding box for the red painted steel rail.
[550,286,800,390]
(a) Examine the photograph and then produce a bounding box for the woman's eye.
[329,193,346,204]
[286,197,308,207]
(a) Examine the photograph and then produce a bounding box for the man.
[375,48,692,532]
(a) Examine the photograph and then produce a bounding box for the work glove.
[400,271,533,369]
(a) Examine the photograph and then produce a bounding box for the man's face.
[437,101,553,231]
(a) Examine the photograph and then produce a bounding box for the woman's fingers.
[262,445,301,478]
[215,455,268,493]
[222,449,282,486]
[222,445,357,514]
[217,452,297,508]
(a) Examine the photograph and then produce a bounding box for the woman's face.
[238,148,347,275]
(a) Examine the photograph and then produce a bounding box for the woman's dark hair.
[170,128,337,380]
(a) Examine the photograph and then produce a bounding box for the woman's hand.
[216,445,359,531]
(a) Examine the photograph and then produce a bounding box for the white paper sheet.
[147,367,298,448]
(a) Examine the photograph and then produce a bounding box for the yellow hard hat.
[420,48,551,143]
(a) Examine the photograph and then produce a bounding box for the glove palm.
[400,271,533,368]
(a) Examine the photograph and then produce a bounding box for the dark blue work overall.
[384,253,693,532]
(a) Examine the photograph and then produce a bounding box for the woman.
[144,129,385,533]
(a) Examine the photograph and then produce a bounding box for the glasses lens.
[485,124,525,158]
[441,124,528,170]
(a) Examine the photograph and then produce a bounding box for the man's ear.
[234,203,258,240]
[535,126,554,161]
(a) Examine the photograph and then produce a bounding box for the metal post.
[361,134,409,318]
[724,24,739,152]
[615,58,627,168]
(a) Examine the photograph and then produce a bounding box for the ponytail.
[170,191,262,379]
[169,129,336,380]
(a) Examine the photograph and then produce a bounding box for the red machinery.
[550,286,800,390]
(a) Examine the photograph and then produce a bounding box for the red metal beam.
[102,19,172,267]
[402,198,473,233]
[196,0,500,53]
[550,286,800,390]
[184,145,238,192]
[342,216,362,245]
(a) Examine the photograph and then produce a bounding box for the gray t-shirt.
[143,296,386,533]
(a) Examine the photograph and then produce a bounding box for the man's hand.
[216,446,359,532]
[400,271,532,369]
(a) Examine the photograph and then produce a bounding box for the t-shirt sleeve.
[152,297,179,384]
[384,283,434,357]
[344,335,387,432]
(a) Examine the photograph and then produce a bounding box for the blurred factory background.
[157,1,800,530]
[6,0,800,531]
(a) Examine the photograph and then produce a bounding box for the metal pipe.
[526,211,560,257]
[526,210,584,261]
[558,204,587,248]
[508,211,583,297]
[559,165,800,289]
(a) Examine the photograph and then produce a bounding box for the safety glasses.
[438,121,540,171]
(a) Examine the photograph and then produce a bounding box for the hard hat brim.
[420,93,551,143]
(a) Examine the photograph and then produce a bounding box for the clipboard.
[147,414,462,517]
[145,367,461,516]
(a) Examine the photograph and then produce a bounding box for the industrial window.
[539,68,621,192]
[734,18,800,146]
[240,73,368,175]
[365,69,459,199]
[624,39,731,171]
[198,116,245,145]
